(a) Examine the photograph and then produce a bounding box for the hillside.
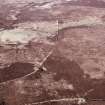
[0,0,105,105]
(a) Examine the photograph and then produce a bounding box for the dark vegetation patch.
[86,81,105,100]
[43,54,105,99]
[0,62,34,83]
[43,54,92,94]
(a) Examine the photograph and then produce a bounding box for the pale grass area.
[0,15,104,45]
[0,21,58,44]
[0,28,54,44]
[0,29,35,44]
[59,16,103,29]
[16,21,58,34]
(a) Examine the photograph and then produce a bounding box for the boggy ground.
[0,0,105,105]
